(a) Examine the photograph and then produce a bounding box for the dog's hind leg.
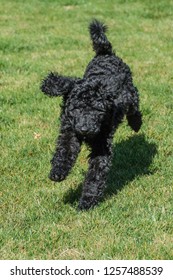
[127,110,142,132]
[122,85,142,133]
[49,129,81,182]
[41,72,81,97]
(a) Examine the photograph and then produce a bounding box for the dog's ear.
[40,72,80,97]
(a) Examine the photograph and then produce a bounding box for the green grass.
[0,0,173,260]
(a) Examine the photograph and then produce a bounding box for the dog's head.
[64,76,124,139]
[66,90,107,138]
[41,72,126,139]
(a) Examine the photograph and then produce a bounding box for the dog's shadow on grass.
[63,134,157,207]
[106,134,157,197]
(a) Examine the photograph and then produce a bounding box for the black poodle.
[40,19,142,210]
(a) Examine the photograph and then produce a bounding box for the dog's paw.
[78,196,98,211]
[127,111,142,132]
[40,74,53,95]
[49,169,66,182]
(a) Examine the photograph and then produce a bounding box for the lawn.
[0,0,173,259]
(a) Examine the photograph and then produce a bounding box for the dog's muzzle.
[75,124,100,138]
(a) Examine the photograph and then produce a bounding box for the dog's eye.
[92,102,105,112]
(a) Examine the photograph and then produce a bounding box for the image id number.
[104,266,163,276]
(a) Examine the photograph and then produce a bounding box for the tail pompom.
[89,19,112,55]
[89,19,108,37]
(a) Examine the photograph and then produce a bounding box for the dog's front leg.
[49,131,81,182]
[78,140,112,210]
[78,154,111,210]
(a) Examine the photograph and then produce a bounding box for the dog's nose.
[75,125,90,136]
[81,126,88,133]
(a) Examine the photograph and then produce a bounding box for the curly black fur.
[40,19,142,210]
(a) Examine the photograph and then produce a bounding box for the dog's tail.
[89,19,113,55]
